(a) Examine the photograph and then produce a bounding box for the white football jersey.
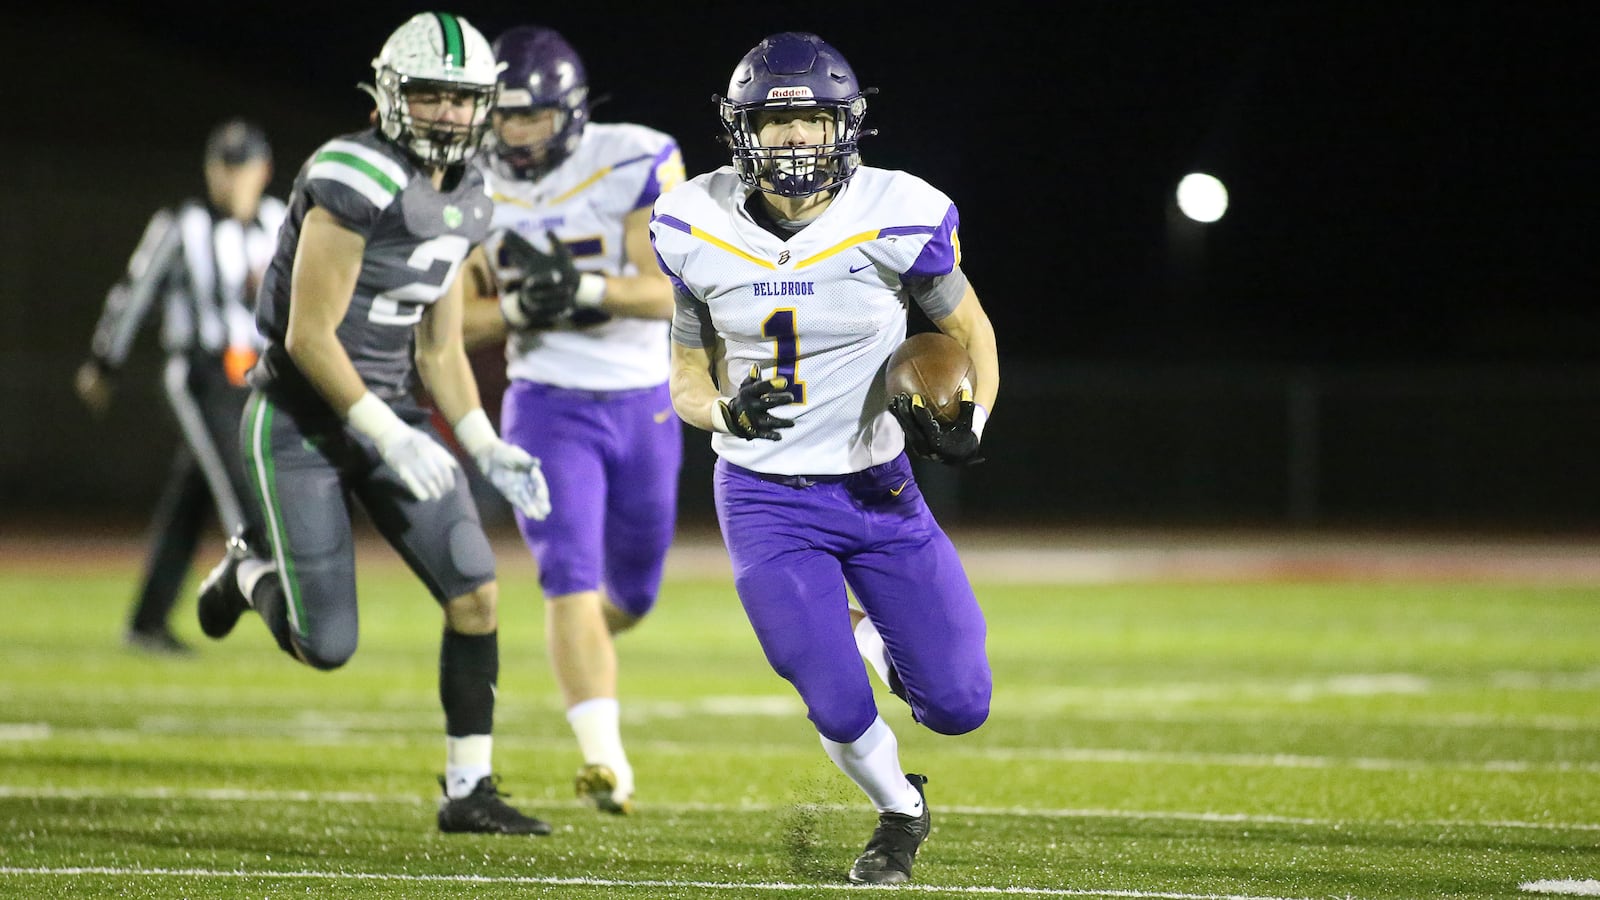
[652,165,963,475]
[480,123,684,390]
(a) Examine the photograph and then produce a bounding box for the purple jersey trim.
[903,203,961,279]
[630,143,681,211]
[649,236,692,297]
[653,213,693,235]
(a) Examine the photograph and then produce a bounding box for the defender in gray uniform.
[194,11,555,836]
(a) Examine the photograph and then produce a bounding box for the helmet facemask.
[375,72,498,167]
[720,95,868,197]
[488,26,591,182]
[489,90,588,181]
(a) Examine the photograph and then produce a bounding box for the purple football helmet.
[488,25,590,180]
[718,32,872,197]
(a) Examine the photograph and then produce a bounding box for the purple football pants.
[713,454,991,744]
[501,380,681,616]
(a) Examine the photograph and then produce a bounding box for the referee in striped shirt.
[75,118,286,655]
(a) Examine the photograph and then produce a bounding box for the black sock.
[247,573,298,659]
[440,629,498,737]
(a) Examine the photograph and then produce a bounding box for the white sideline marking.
[0,866,1327,899]
[2,784,1596,832]
[0,723,48,741]
[1523,881,1600,896]
[6,719,1595,776]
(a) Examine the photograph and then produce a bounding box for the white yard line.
[1524,882,1600,896]
[0,865,1337,899]
[3,717,1596,774]
[2,784,1596,832]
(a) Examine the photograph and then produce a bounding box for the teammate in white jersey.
[650,32,999,884]
[459,25,685,815]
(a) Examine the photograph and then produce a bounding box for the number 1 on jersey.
[762,309,807,404]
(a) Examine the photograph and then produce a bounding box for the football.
[886,331,975,425]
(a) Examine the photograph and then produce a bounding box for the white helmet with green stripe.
[364,12,501,167]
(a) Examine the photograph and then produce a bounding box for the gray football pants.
[239,390,497,668]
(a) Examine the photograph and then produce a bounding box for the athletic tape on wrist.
[575,273,608,308]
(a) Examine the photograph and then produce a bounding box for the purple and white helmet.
[718,32,872,197]
[488,25,590,180]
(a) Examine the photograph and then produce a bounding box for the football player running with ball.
[458,25,686,816]
[195,12,554,835]
[650,32,1000,884]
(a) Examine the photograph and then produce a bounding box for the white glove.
[454,409,552,521]
[347,392,460,502]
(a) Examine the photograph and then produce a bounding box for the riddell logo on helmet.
[766,87,814,100]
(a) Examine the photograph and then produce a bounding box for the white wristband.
[971,404,989,441]
[499,289,529,328]
[574,272,608,308]
[453,408,497,457]
[346,392,407,448]
[708,398,733,434]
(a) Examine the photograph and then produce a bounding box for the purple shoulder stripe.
[903,203,961,278]
[649,227,691,295]
[653,213,693,235]
[630,143,681,211]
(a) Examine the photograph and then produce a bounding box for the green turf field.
[3,546,1599,898]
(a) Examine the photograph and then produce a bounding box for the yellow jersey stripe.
[794,229,880,270]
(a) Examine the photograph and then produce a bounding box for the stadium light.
[1176,172,1229,223]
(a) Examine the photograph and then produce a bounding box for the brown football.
[886,332,975,425]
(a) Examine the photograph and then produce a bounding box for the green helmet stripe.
[434,12,464,68]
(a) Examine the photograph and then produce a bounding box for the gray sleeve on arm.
[670,287,715,349]
[904,264,971,322]
[90,209,183,368]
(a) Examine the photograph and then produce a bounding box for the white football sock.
[444,734,493,799]
[568,697,633,796]
[236,558,274,606]
[852,613,893,689]
[820,715,922,815]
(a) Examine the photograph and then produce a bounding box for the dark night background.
[3,2,1597,529]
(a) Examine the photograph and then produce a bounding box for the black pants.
[127,354,261,634]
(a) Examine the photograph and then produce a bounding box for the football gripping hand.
[500,229,581,329]
[473,440,552,521]
[717,368,795,441]
[889,390,985,466]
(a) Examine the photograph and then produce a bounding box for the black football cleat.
[196,532,254,640]
[575,763,633,815]
[437,775,553,835]
[848,773,931,884]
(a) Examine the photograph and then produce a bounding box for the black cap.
[204,118,272,166]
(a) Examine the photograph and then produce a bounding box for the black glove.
[501,229,581,329]
[719,368,795,441]
[889,391,985,466]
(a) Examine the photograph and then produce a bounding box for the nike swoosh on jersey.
[849,262,873,273]
[889,479,910,496]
